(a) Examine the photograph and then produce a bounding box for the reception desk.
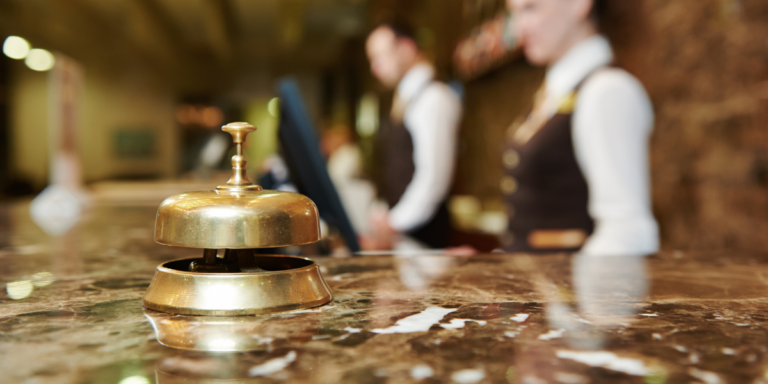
[1,203,766,383]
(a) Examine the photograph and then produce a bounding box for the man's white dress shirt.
[543,34,659,256]
[388,63,463,232]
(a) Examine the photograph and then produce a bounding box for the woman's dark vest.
[384,83,450,248]
[501,80,597,253]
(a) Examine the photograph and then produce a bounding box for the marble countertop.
[2,203,768,384]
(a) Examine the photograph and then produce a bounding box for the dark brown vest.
[501,88,595,253]
[384,85,450,248]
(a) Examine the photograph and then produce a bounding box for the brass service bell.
[143,122,332,316]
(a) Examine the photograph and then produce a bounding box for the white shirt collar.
[397,62,434,103]
[545,34,614,101]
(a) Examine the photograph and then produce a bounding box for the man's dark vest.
[384,84,451,248]
[501,78,598,253]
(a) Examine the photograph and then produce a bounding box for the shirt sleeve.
[388,84,463,232]
[572,69,660,256]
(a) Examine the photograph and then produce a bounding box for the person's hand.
[359,234,390,251]
[443,245,478,257]
[360,208,399,251]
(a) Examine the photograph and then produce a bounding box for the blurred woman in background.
[501,0,658,256]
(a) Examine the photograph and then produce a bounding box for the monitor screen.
[276,78,361,253]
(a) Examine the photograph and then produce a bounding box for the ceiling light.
[3,36,31,59]
[25,48,55,71]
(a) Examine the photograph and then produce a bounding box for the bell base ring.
[142,255,333,316]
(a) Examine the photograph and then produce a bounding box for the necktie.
[513,82,549,145]
[390,90,406,124]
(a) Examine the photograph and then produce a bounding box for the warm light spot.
[177,104,224,128]
[201,106,224,128]
[6,280,33,300]
[118,376,151,384]
[25,48,55,71]
[268,97,281,117]
[176,106,192,125]
[32,271,54,287]
[187,106,202,125]
[199,281,242,309]
[206,337,237,351]
[356,93,379,137]
[3,36,30,59]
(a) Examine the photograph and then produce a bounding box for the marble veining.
[371,307,458,334]
[555,350,649,376]
[440,319,487,330]
[3,204,768,383]
[248,351,298,377]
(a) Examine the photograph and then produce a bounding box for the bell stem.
[203,248,218,265]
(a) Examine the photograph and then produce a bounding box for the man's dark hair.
[377,20,418,45]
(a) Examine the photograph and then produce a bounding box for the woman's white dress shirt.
[544,34,659,256]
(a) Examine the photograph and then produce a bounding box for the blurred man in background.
[364,21,463,250]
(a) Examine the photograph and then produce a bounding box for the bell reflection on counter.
[144,308,297,352]
[143,122,332,316]
[155,353,279,383]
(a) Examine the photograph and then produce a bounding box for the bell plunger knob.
[223,121,256,144]
[217,122,263,192]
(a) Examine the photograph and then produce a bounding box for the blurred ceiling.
[0,0,368,91]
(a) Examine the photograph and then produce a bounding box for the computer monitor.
[276,78,361,253]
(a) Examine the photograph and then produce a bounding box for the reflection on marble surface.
[4,203,768,383]
[572,255,648,325]
[29,185,84,237]
[394,254,469,291]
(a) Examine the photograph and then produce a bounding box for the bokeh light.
[32,271,54,287]
[356,92,379,137]
[25,48,55,71]
[201,106,224,128]
[7,280,33,300]
[176,104,224,128]
[3,36,31,59]
[267,97,281,117]
[118,376,150,384]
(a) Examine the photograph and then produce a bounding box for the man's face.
[509,0,589,65]
[366,27,414,88]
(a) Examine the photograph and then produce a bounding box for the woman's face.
[509,0,593,66]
